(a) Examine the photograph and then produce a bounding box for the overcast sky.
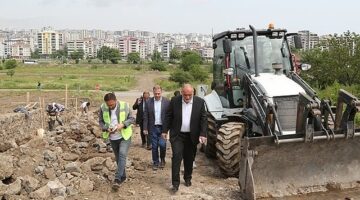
[0,0,358,35]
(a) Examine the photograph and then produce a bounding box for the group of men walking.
[99,84,207,193]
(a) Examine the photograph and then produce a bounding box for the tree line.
[300,31,360,89]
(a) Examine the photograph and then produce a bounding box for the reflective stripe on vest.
[101,101,132,140]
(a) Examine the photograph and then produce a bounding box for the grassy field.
[0,63,144,91]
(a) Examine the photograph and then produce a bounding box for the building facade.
[200,47,214,61]
[161,41,174,59]
[118,37,140,57]
[67,39,97,58]
[37,29,63,55]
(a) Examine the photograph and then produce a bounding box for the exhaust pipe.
[249,25,259,77]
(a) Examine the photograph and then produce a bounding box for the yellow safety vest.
[101,101,132,140]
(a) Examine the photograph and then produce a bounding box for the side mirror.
[301,64,311,71]
[212,42,217,49]
[294,35,302,49]
[223,37,232,54]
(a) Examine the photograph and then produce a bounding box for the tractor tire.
[205,116,217,158]
[216,122,245,177]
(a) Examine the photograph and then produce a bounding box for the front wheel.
[216,122,245,177]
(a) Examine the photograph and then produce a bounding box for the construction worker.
[46,102,65,126]
[80,101,90,114]
[98,93,135,191]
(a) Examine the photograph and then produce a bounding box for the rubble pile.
[0,112,126,200]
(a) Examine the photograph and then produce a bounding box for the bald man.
[162,84,207,192]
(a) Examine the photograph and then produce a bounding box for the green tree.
[189,65,208,82]
[31,49,41,59]
[170,69,194,85]
[97,46,121,64]
[151,50,163,62]
[4,59,17,69]
[150,61,167,71]
[52,48,68,59]
[170,48,181,61]
[180,51,202,71]
[6,69,15,77]
[127,52,140,64]
[70,49,85,64]
[301,31,360,88]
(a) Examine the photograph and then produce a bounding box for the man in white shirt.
[80,101,90,114]
[98,93,135,191]
[162,84,207,192]
[143,85,170,170]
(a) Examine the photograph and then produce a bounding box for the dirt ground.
[69,125,241,200]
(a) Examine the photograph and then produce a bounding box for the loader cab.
[212,28,295,109]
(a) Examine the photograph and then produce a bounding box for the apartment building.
[0,37,5,58]
[298,30,320,50]
[67,39,97,58]
[11,42,31,59]
[161,41,175,59]
[3,38,32,58]
[143,37,156,57]
[139,40,146,59]
[37,29,63,55]
[187,41,202,50]
[200,47,214,61]
[118,37,139,57]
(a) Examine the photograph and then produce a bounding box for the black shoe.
[184,180,192,187]
[171,185,179,193]
[146,146,152,150]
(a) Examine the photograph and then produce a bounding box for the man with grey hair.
[162,84,207,192]
[133,90,151,149]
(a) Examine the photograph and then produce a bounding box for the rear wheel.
[216,122,245,177]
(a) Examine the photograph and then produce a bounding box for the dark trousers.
[171,133,197,187]
[140,123,151,147]
[151,126,166,165]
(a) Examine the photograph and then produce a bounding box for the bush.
[6,69,15,77]
[4,59,17,69]
[134,65,142,71]
[150,61,167,71]
[180,51,202,71]
[156,79,179,91]
[170,69,194,85]
[189,65,209,82]
[110,59,119,64]
[65,75,78,79]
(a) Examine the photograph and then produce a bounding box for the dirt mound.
[0,110,240,200]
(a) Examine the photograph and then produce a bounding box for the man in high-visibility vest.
[98,92,135,191]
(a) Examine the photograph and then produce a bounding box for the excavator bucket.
[238,134,360,199]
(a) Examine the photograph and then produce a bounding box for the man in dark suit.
[133,91,150,149]
[162,84,207,192]
[143,85,170,170]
